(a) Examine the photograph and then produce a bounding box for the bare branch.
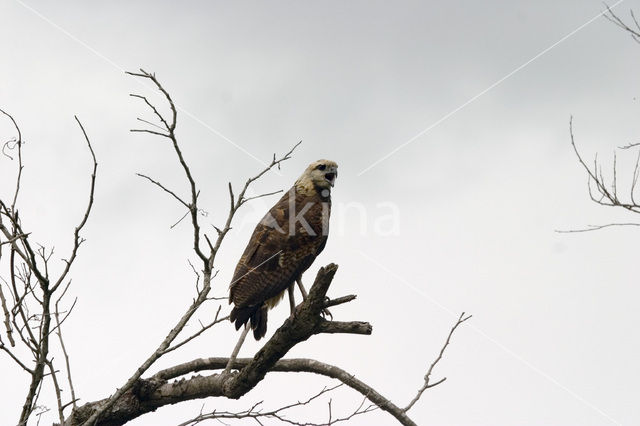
[129,128,170,138]
[0,233,29,247]
[0,340,33,373]
[0,108,24,211]
[47,360,65,426]
[317,320,372,335]
[569,117,640,222]
[155,356,415,426]
[80,71,304,426]
[631,149,640,205]
[50,116,98,293]
[136,173,189,208]
[618,141,640,150]
[80,271,216,425]
[128,93,171,131]
[135,117,167,132]
[556,222,640,233]
[127,69,208,265]
[323,295,357,308]
[404,312,472,412]
[210,141,302,259]
[0,281,15,346]
[163,307,229,355]
[604,4,640,43]
[54,282,77,411]
[69,266,426,426]
[240,189,284,205]
[178,383,376,426]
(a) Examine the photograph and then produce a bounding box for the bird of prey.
[229,159,338,340]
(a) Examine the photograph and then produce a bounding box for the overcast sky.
[2,1,640,425]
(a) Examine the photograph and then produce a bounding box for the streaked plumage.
[229,160,338,340]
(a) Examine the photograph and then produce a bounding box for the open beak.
[325,172,336,187]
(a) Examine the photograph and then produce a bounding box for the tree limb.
[404,312,472,412]
[66,265,390,425]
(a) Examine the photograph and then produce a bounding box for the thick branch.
[324,294,357,308]
[78,270,214,426]
[67,265,384,425]
[156,357,414,425]
[317,320,372,335]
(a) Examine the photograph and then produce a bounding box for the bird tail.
[229,304,268,340]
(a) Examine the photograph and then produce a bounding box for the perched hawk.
[229,160,338,340]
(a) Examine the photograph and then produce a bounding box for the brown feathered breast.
[229,185,330,340]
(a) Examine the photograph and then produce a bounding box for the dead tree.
[562,6,640,233]
[0,109,95,426]
[0,70,470,426]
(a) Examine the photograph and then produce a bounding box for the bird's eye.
[317,164,326,171]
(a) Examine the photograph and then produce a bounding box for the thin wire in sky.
[358,250,622,426]
[357,0,626,176]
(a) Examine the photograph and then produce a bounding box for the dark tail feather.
[252,305,268,340]
[229,305,255,330]
[229,304,268,340]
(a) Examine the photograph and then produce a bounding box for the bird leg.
[296,276,309,299]
[288,284,296,319]
[296,276,332,319]
[224,323,250,374]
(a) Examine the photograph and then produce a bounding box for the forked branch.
[77,70,301,426]
[69,264,469,426]
[562,117,640,232]
[404,312,472,412]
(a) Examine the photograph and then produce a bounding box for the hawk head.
[296,159,338,195]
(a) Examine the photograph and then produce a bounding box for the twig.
[603,4,640,43]
[135,117,166,132]
[618,141,640,150]
[136,173,189,208]
[569,117,640,215]
[404,312,472,412]
[50,116,98,293]
[0,340,33,373]
[556,223,640,233]
[54,281,77,411]
[163,308,228,355]
[170,211,190,229]
[0,282,15,346]
[0,108,24,211]
[177,383,376,426]
[241,189,284,204]
[128,93,171,131]
[224,324,250,373]
[128,69,207,265]
[46,360,65,426]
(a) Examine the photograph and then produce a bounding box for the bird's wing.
[229,191,294,306]
[229,189,329,308]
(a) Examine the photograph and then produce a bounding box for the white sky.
[1,1,640,425]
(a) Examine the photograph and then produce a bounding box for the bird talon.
[321,307,333,320]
